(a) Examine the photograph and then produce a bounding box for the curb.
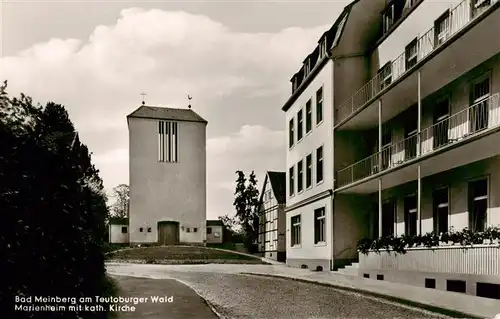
[202,298,225,319]
[240,273,484,319]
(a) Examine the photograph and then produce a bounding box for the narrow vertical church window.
[158,121,179,163]
[172,122,178,162]
[166,121,171,162]
[158,121,164,162]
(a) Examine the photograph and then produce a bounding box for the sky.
[0,0,461,220]
[0,0,350,220]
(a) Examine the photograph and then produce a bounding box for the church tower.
[127,103,207,245]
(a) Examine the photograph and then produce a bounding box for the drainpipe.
[326,51,336,271]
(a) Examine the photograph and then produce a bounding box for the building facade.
[283,0,387,271]
[127,105,207,245]
[332,0,500,299]
[108,217,129,244]
[206,220,223,244]
[257,171,286,262]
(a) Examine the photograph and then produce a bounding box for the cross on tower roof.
[141,92,147,105]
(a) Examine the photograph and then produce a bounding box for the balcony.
[336,93,500,190]
[335,0,500,128]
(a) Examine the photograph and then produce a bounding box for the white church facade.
[127,104,208,245]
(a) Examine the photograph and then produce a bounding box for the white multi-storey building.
[335,0,500,299]
[283,0,387,271]
[284,0,500,299]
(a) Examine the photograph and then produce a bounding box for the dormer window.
[303,60,311,79]
[292,77,298,92]
[319,40,327,59]
[332,14,347,48]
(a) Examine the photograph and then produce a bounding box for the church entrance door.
[157,221,180,245]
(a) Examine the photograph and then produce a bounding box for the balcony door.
[433,187,449,234]
[404,106,418,160]
[404,195,417,236]
[382,199,395,237]
[433,98,450,148]
[380,128,392,170]
[470,75,490,133]
[468,179,488,233]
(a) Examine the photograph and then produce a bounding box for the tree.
[233,170,247,225]
[110,184,130,218]
[232,170,260,249]
[0,81,116,318]
[244,171,260,245]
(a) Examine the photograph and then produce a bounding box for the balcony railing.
[336,93,500,188]
[335,0,499,126]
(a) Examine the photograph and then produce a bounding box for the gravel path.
[108,264,449,319]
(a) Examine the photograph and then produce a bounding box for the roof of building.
[281,0,358,112]
[109,217,128,225]
[259,171,286,206]
[207,220,223,226]
[127,105,208,124]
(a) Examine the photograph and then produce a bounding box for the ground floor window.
[291,215,301,246]
[404,195,417,236]
[469,178,488,232]
[433,187,449,234]
[314,208,326,244]
[382,200,395,237]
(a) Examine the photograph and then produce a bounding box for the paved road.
[108,263,449,319]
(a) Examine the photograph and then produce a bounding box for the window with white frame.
[470,75,490,132]
[383,4,395,34]
[314,207,326,244]
[404,195,417,236]
[297,109,303,140]
[303,60,311,79]
[316,87,323,124]
[319,39,327,59]
[306,99,312,133]
[158,121,178,163]
[297,160,303,193]
[316,146,323,183]
[306,154,312,189]
[434,11,450,46]
[379,62,392,90]
[289,118,295,148]
[289,166,295,196]
[291,215,301,246]
[433,187,449,234]
[468,179,488,232]
[405,38,418,70]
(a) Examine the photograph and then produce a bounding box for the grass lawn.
[107,246,268,265]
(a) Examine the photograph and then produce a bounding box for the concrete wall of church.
[128,117,207,244]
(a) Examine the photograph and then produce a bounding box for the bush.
[357,226,500,255]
